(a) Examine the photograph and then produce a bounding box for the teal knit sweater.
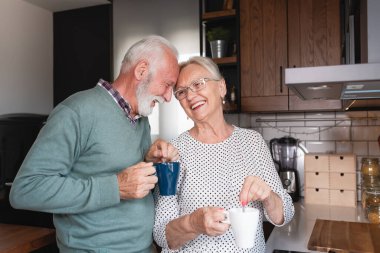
[10,85,153,253]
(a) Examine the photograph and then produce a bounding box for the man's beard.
[136,76,164,116]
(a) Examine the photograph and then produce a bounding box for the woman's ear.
[134,60,149,81]
[218,79,227,97]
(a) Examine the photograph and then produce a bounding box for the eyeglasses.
[174,77,219,100]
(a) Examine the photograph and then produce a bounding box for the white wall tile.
[368,118,380,126]
[368,141,380,156]
[335,111,358,126]
[305,112,335,126]
[305,141,336,153]
[320,126,350,141]
[251,114,276,128]
[336,141,353,153]
[305,112,336,127]
[238,113,251,128]
[334,120,351,127]
[276,112,305,127]
[340,111,367,118]
[353,142,368,156]
[368,111,380,117]
[289,127,320,141]
[305,112,336,119]
[351,118,369,126]
[251,127,263,135]
[343,111,369,126]
[352,126,380,141]
[262,127,290,141]
[225,113,239,126]
[367,110,380,125]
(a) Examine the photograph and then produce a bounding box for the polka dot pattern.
[153,126,294,253]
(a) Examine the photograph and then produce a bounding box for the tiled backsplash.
[225,111,380,200]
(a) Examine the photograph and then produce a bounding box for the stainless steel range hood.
[285,0,380,101]
[285,63,380,100]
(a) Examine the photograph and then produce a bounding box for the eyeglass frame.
[173,77,220,100]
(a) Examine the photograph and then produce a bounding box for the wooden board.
[0,223,55,253]
[308,219,380,253]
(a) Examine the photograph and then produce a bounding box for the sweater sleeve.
[9,105,120,214]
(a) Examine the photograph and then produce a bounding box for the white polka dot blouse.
[154,126,295,253]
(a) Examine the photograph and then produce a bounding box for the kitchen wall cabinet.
[240,0,343,112]
[240,0,288,112]
[200,0,240,113]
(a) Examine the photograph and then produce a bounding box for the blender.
[270,136,303,202]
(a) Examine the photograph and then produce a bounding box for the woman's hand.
[239,176,271,205]
[239,176,285,224]
[165,206,229,250]
[188,207,229,236]
[145,139,179,163]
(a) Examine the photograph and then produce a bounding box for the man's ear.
[134,60,149,81]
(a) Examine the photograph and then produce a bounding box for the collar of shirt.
[97,79,141,125]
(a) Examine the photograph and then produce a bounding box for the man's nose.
[163,88,172,102]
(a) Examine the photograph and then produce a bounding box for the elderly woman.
[153,56,294,252]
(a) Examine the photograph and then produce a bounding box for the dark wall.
[53,4,113,106]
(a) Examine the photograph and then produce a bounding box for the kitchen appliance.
[273,250,309,253]
[285,0,380,101]
[270,136,305,202]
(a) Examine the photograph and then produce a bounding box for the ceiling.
[22,0,110,12]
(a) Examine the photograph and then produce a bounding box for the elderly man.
[10,35,180,253]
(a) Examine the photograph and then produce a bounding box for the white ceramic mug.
[223,207,260,248]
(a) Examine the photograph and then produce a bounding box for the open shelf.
[202,9,236,20]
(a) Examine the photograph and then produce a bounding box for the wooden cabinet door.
[240,0,288,112]
[287,0,342,111]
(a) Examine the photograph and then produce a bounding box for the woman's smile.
[191,100,206,110]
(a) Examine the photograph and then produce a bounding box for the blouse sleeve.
[153,139,185,251]
[153,192,179,250]
[250,131,295,226]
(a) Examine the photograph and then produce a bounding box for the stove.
[273,250,309,253]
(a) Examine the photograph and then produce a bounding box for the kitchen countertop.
[265,198,368,253]
[0,223,55,253]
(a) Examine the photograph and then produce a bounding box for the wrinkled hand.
[117,162,158,199]
[145,139,179,163]
[239,176,272,206]
[188,207,229,236]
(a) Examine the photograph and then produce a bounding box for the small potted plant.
[206,26,231,58]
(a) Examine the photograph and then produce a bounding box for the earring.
[221,97,226,104]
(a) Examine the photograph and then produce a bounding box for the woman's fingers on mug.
[207,209,229,236]
[198,207,228,236]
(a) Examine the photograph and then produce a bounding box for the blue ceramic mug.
[153,162,180,196]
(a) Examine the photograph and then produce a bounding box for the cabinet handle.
[280,66,283,93]
[5,182,13,187]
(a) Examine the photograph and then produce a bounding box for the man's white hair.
[120,35,178,75]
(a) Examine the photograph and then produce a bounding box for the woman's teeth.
[191,101,205,110]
